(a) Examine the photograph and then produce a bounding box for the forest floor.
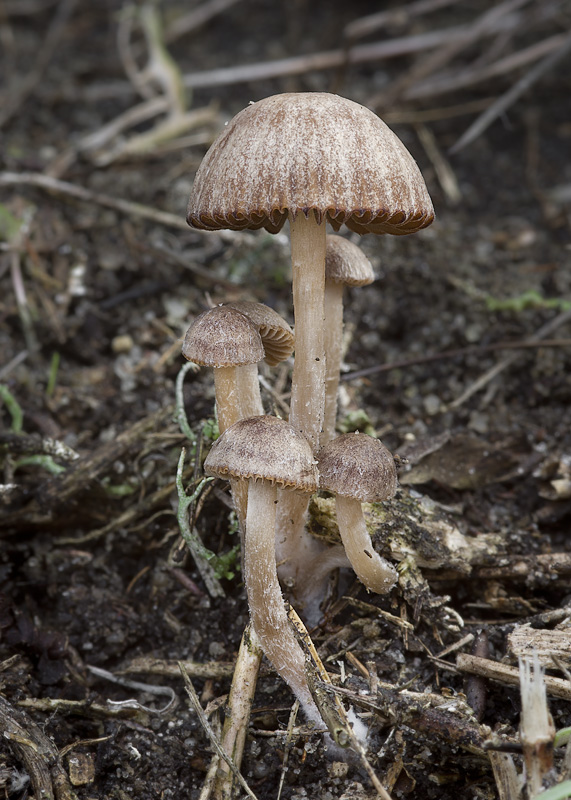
[1,1,571,799]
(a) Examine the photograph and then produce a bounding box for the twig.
[179,662,260,800]
[415,122,461,205]
[0,0,78,128]
[164,0,242,44]
[213,625,264,800]
[178,23,499,90]
[450,28,571,153]
[344,0,463,41]
[488,751,522,800]
[371,0,531,110]
[0,349,28,381]
[120,656,241,681]
[342,338,571,381]
[0,171,188,228]
[277,701,300,800]
[408,31,568,101]
[449,308,571,408]
[469,553,571,582]
[456,654,571,702]
[0,171,239,243]
[143,241,237,291]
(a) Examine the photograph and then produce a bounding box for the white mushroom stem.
[213,365,263,435]
[245,479,321,724]
[289,210,327,453]
[322,279,345,446]
[213,367,241,435]
[235,363,264,418]
[334,495,398,594]
[277,211,327,607]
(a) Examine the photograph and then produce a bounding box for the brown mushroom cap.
[205,415,318,493]
[182,305,264,367]
[187,92,434,236]
[318,433,398,502]
[325,235,375,287]
[226,301,294,367]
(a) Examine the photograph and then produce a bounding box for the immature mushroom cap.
[226,301,294,367]
[204,416,321,724]
[318,433,398,594]
[182,305,264,367]
[319,432,398,502]
[187,92,434,236]
[205,415,318,493]
[325,234,375,288]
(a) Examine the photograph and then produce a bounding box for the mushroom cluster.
[182,92,434,726]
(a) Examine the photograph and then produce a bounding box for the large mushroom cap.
[182,305,264,367]
[205,415,318,493]
[325,235,375,287]
[318,433,398,503]
[187,92,434,236]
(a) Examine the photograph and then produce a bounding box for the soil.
[1,2,570,799]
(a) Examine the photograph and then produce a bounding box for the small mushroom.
[182,305,264,433]
[322,235,375,445]
[204,415,322,724]
[318,433,398,593]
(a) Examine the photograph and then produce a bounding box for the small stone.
[111,334,134,354]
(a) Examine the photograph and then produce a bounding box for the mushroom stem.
[245,479,320,724]
[334,495,397,594]
[213,366,241,435]
[289,210,327,453]
[322,279,345,445]
[276,491,324,585]
[213,366,258,532]
[235,362,264,418]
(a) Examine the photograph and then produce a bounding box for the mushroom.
[204,415,322,724]
[317,433,398,594]
[181,305,264,432]
[322,235,375,445]
[187,92,434,454]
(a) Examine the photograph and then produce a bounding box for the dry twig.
[179,662,259,800]
[449,308,571,408]
[451,27,571,153]
[456,654,571,702]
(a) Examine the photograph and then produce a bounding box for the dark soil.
[1,2,570,799]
